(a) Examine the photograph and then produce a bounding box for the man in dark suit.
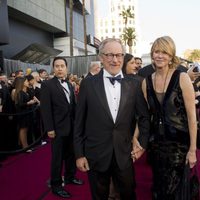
[0,73,14,113]
[85,61,101,78]
[74,38,150,200]
[40,57,83,198]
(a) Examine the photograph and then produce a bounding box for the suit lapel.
[92,71,113,122]
[54,77,69,103]
[67,81,75,103]
[115,78,130,125]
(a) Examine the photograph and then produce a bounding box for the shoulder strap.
[164,69,181,100]
[146,74,163,115]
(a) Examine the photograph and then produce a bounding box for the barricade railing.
[0,105,45,155]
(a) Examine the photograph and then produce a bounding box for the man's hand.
[76,157,90,172]
[47,130,56,138]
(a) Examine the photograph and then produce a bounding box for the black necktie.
[61,79,67,83]
[107,75,122,85]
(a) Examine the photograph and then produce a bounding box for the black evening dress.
[15,90,32,128]
[146,69,190,200]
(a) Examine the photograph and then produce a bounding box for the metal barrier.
[0,105,45,155]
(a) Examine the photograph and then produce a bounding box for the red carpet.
[5,144,200,199]
[0,144,51,200]
[135,154,152,200]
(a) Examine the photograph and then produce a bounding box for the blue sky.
[96,0,200,57]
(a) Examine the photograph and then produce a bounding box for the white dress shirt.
[59,79,70,103]
[103,69,124,123]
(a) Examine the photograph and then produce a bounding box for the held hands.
[76,157,90,172]
[27,99,35,105]
[186,150,197,168]
[27,96,39,105]
[131,137,145,162]
[47,130,56,138]
[33,96,40,104]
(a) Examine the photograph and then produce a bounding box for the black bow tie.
[61,79,68,83]
[107,75,122,85]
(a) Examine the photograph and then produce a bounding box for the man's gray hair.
[89,61,101,70]
[98,38,126,55]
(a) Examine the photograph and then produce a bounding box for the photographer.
[188,63,200,149]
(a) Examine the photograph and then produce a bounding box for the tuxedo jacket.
[74,70,150,172]
[40,77,76,137]
[0,83,14,113]
[85,72,93,79]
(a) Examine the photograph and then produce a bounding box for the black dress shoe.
[65,178,84,185]
[52,187,71,198]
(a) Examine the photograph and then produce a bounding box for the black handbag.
[196,108,200,149]
[190,164,200,200]
[176,163,200,200]
[176,164,190,200]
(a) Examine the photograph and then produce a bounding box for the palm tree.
[119,8,134,28]
[69,0,73,56]
[119,7,135,47]
[121,27,136,54]
[188,49,200,62]
[82,0,88,56]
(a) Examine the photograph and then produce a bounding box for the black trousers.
[50,135,76,189]
[88,153,136,200]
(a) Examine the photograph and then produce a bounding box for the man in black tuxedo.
[40,57,83,198]
[85,61,101,78]
[74,38,150,200]
[0,73,14,113]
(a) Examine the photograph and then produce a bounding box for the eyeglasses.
[102,53,124,61]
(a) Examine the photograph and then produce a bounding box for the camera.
[193,62,200,72]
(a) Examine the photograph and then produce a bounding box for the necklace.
[154,68,170,93]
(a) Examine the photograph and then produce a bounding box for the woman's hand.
[186,150,197,168]
[131,137,145,162]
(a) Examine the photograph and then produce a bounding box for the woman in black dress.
[134,36,197,199]
[13,77,37,149]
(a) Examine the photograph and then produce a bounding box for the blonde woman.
[134,36,197,199]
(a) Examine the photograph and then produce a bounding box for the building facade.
[94,0,138,54]
[0,0,97,66]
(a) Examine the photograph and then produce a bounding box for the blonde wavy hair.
[150,36,180,69]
